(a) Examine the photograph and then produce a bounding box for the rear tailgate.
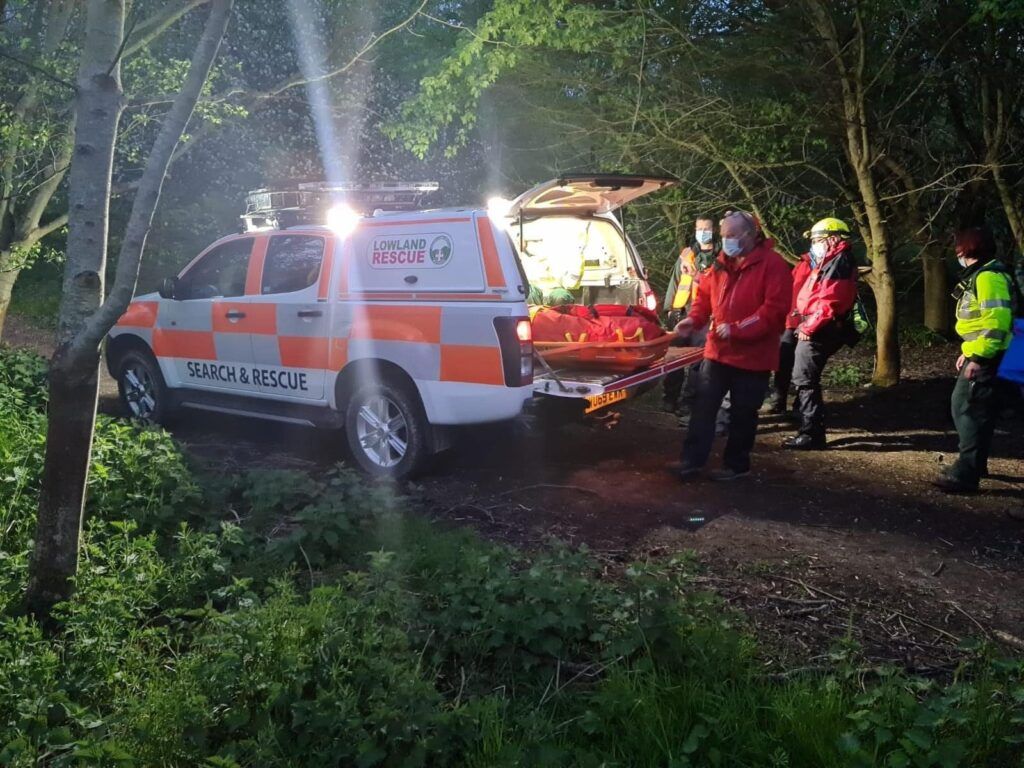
[533,347,703,410]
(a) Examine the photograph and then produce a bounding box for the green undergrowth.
[823,360,870,389]
[8,259,62,330]
[1,348,1022,766]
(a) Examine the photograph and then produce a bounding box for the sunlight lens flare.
[487,196,513,221]
[326,203,360,237]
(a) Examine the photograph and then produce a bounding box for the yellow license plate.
[585,389,629,414]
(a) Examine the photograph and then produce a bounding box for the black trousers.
[769,329,798,407]
[949,362,1007,487]
[791,328,843,440]
[681,359,769,472]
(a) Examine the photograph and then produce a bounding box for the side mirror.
[159,276,179,300]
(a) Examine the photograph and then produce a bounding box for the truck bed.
[533,346,704,399]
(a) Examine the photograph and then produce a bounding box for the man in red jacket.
[674,210,791,480]
[763,252,813,415]
[783,218,859,450]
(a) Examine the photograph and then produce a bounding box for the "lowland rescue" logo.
[369,233,452,269]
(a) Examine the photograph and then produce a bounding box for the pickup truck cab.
[107,176,694,478]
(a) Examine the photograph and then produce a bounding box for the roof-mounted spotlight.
[487,196,513,221]
[326,203,360,237]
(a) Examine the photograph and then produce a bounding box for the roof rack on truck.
[241,181,440,232]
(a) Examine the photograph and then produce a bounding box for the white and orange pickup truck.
[106,176,701,478]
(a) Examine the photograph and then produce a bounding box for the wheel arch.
[105,332,155,377]
[333,357,422,412]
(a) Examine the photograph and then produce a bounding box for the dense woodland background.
[3,0,1023,385]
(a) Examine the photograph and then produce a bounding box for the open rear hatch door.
[507,174,676,217]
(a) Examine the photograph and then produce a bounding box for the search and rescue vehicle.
[106,176,701,478]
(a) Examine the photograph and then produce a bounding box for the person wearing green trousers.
[933,227,1016,494]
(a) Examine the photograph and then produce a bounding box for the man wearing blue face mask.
[662,216,718,414]
[674,210,791,480]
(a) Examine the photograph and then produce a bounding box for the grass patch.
[8,260,62,329]
[900,324,951,349]
[1,348,1022,766]
[823,361,869,389]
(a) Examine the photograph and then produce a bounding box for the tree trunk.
[25,0,234,621]
[802,0,900,385]
[922,247,951,335]
[80,0,235,346]
[0,263,19,338]
[992,164,1024,254]
[868,267,901,386]
[24,0,125,620]
[860,194,900,385]
[23,353,100,619]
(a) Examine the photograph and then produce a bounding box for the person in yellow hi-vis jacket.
[933,226,1017,494]
[662,215,717,413]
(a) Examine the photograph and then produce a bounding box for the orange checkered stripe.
[113,300,508,386]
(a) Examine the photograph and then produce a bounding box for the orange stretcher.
[534,334,673,373]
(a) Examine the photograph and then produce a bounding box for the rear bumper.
[417,380,533,425]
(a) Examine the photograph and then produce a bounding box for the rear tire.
[343,375,429,480]
[114,348,175,426]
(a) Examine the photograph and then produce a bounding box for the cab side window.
[262,235,325,295]
[177,238,253,300]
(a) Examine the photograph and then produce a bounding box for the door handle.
[225,310,246,320]
[297,309,323,318]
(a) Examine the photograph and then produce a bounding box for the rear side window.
[262,235,325,295]
[177,238,253,300]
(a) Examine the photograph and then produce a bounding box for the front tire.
[115,349,174,425]
[343,376,428,480]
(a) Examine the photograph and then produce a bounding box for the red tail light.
[494,316,534,386]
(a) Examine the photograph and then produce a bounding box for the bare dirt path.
[6,314,1023,667]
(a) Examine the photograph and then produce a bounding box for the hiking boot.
[710,467,750,482]
[760,395,784,415]
[931,474,978,494]
[783,434,827,451]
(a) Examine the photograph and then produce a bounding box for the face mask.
[957,255,968,269]
[809,241,828,266]
[722,237,744,258]
[695,229,713,245]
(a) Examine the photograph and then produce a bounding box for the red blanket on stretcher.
[531,304,666,344]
